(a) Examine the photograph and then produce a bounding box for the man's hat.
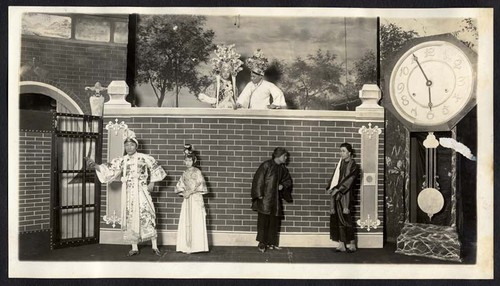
[123,129,138,146]
[246,49,268,76]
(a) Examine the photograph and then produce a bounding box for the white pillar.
[357,123,382,246]
[100,120,128,242]
[356,84,384,248]
[104,80,131,111]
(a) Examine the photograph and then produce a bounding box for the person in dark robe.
[326,142,360,253]
[251,147,293,253]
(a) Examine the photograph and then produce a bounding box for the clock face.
[389,40,475,127]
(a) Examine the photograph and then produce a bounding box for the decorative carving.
[105,119,128,136]
[103,210,121,228]
[358,123,382,139]
[357,214,381,231]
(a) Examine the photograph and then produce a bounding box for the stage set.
[16,8,482,267]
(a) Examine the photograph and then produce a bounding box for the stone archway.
[20,81,84,114]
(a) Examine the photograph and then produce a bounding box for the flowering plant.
[210,44,244,77]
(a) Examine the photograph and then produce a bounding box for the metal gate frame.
[50,112,103,249]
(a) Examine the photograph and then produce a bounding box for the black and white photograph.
[7,5,494,280]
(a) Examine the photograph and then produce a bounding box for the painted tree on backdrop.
[353,50,377,91]
[380,23,419,74]
[279,49,344,110]
[452,18,478,52]
[340,49,378,111]
[136,15,215,107]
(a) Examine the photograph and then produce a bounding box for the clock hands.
[413,54,431,85]
[427,86,433,111]
[413,54,434,111]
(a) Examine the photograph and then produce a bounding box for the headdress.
[210,44,244,77]
[183,144,197,162]
[245,49,268,76]
[123,129,138,146]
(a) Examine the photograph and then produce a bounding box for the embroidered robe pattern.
[96,152,166,244]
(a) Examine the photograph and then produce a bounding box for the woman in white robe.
[174,144,209,253]
[87,132,167,256]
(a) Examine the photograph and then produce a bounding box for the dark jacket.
[251,159,293,217]
[325,159,359,214]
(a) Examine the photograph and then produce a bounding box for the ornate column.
[101,120,128,230]
[100,80,130,243]
[356,84,384,248]
[357,123,382,232]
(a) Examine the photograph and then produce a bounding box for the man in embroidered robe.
[87,130,167,257]
[326,142,360,253]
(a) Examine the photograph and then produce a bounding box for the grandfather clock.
[383,34,477,261]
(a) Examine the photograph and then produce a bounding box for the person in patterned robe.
[197,44,243,109]
[174,144,209,253]
[87,131,167,257]
[197,63,237,109]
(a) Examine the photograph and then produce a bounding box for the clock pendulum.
[417,132,444,220]
[395,131,462,262]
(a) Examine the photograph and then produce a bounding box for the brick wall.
[19,131,52,232]
[100,116,384,236]
[20,35,128,114]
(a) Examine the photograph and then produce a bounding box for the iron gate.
[51,112,103,249]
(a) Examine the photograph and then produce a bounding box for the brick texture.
[20,36,128,114]
[19,131,52,232]
[100,116,385,234]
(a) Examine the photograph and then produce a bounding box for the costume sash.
[328,159,342,191]
[328,159,343,214]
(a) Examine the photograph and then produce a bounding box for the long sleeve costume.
[237,80,286,109]
[325,158,359,243]
[251,159,293,246]
[96,152,166,244]
[174,167,209,253]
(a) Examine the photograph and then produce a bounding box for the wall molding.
[100,229,383,248]
[103,107,384,122]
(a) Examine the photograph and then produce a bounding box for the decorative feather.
[439,137,476,161]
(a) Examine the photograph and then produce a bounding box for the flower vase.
[89,96,105,116]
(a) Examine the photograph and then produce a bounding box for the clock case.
[382,33,477,132]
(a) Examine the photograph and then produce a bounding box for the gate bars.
[50,112,103,249]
